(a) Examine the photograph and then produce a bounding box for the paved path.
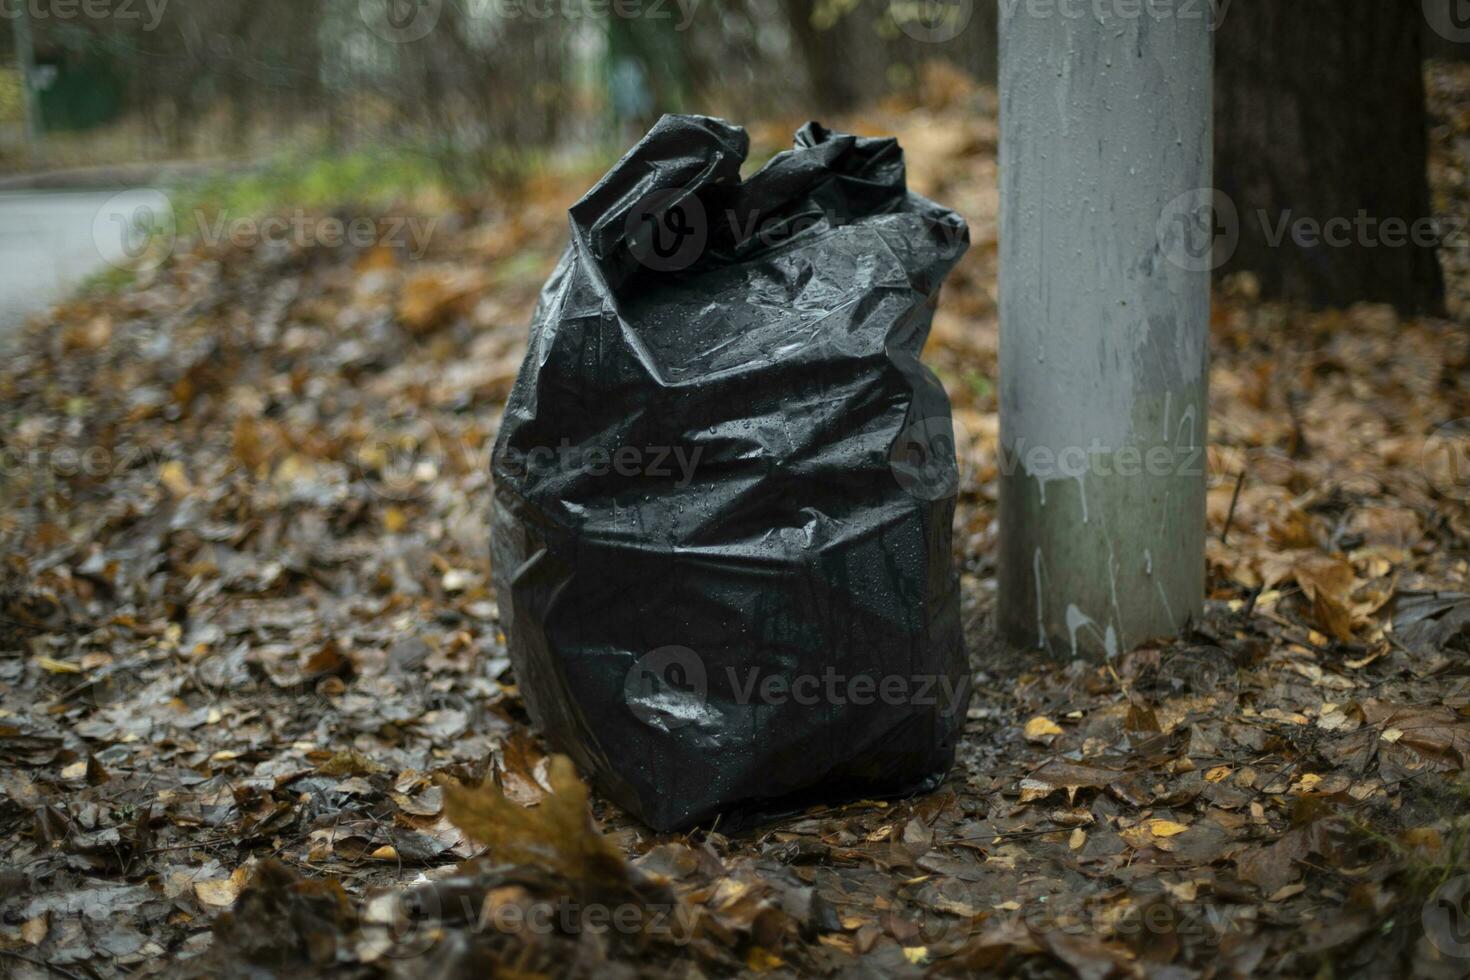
[0,188,162,336]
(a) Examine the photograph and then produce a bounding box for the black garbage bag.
[491,114,971,831]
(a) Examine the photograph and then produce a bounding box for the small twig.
[1221,469,1247,544]
[145,835,238,855]
[937,827,1062,847]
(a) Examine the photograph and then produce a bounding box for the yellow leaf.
[1069,828,1087,850]
[158,460,192,497]
[1291,773,1323,794]
[1147,819,1190,837]
[194,877,242,909]
[1163,880,1199,903]
[35,656,81,675]
[1024,716,1063,741]
[1404,827,1443,850]
[442,754,625,887]
[21,915,47,945]
[370,845,399,861]
[747,947,785,972]
[902,946,930,964]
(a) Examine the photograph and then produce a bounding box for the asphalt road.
[0,188,162,336]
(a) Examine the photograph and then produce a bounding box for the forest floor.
[5,64,1470,979]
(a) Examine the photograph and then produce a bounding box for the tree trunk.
[997,4,1212,658]
[1215,1,1444,314]
[783,0,864,115]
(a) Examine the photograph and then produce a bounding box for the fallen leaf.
[159,460,193,497]
[195,876,243,910]
[1147,819,1190,837]
[442,755,626,887]
[20,914,47,945]
[1024,716,1063,741]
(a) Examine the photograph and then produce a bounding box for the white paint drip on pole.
[998,2,1212,657]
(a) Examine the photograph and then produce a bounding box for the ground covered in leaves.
[5,64,1470,979]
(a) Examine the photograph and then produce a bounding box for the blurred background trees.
[1215,1,1445,315]
[1,0,1466,315]
[0,0,997,181]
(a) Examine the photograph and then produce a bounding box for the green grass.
[170,146,451,237]
[77,262,138,298]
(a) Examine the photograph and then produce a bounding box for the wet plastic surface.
[491,114,971,831]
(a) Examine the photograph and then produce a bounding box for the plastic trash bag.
[491,114,971,831]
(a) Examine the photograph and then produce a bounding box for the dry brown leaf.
[443,754,625,887]
[1362,700,1470,771]
[194,868,249,910]
[397,270,483,334]
[20,914,47,945]
[1290,554,1361,642]
[496,729,551,806]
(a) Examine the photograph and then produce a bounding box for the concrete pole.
[998,3,1212,658]
[12,2,41,149]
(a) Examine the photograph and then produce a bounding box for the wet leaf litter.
[3,63,1470,976]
